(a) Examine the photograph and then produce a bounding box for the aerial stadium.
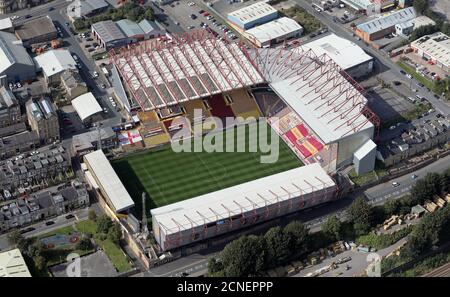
[106,29,380,251]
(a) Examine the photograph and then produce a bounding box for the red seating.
[308,137,324,151]
[208,95,235,119]
[296,124,309,137]
[296,144,312,158]
[285,130,297,144]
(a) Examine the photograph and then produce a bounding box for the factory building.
[227,1,278,30]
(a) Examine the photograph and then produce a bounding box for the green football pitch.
[112,122,301,214]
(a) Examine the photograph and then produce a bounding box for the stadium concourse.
[103,29,381,251]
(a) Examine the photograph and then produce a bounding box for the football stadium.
[105,29,380,251]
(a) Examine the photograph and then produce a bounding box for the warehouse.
[0,31,36,84]
[67,0,109,21]
[355,7,416,42]
[411,32,450,73]
[0,249,31,277]
[83,150,135,214]
[151,163,336,251]
[302,33,374,78]
[91,20,128,50]
[71,92,103,123]
[245,17,303,48]
[227,1,278,30]
[34,49,77,84]
[14,16,58,48]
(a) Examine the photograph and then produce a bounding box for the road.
[292,0,450,116]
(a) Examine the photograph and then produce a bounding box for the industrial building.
[340,0,396,16]
[0,249,31,277]
[355,7,416,42]
[14,16,58,48]
[26,97,60,144]
[0,86,21,128]
[411,32,450,73]
[71,92,103,123]
[0,130,39,160]
[301,33,374,78]
[72,127,118,158]
[245,17,303,48]
[0,31,36,84]
[60,69,88,100]
[151,163,337,251]
[34,49,78,84]
[83,150,135,214]
[91,19,165,50]
[227,1,278,30]
[67,0,109,21]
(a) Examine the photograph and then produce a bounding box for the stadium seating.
[308,136,324,151]
[208,95,235,120]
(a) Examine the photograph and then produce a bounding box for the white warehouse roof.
[0,249,31,277]
[245,17,303,45]
[84,150,135,213]
[228,1,277,26]
[71,92,102,122]
[354,139,377,160]
[34,49,77,78]
[301,33,373,71]
[151,163,335,235]
[411,32,450,68]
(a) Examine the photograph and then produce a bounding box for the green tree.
[207,257,224,275]
[321,216,343,241]
[76,237,93,251]
[96,215,113,234]
[283,220,309,254]
[410,173,441,205]
[347,197,373,235]
[263,227,291,267]
[220,235,266,277]
[413,0,429,14]
[7,230,24,246]
[88,210,97,221]
[34,255,47,271]
[27,242,44,258]
[107,223,122,244]
[383,199,400,217]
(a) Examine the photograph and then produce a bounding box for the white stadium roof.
[250,46,374,144]
[84,150,135,213]
[301,33,373,71]
[111,31,265,110]
[245,17,303,45]
[71,92,103,122]
[34,49,77,78]
[151,163,335,235]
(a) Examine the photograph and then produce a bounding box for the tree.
[220,235,266,277]
[263,227,291,267]
[413,0,429,14]
[107,223,122,244]
[88,210,97,221]
[347,197,373,235]
[410,173,441,205]
[34,255,47,271]
[96,215,113,234]
[383,199,400,217]
[284,220,309,254]
[76,237,93,251]
[207,257,224,275]
[27,242,44,258]
[321,216,343,241]
[7,230,24,246]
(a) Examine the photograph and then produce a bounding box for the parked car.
[393,81,401,86]
[400,70,406,75]
[411,174,418,179]
[190,14,197,20]
[392,182,400,187]
[45,221,55,226]
[65,214,75,220]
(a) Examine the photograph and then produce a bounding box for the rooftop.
[116,19,144,38]
[0,249,31,277]
[15,16,57,41]
[92,20,126,43]
[0,86,17,109]
[245,17,303,44]
[357,7,416,35]
[67,0,109,18]
[228,1,278,26]
[34,49,77,78]
[71,92,103,122]
[411,32,450,68]
[83,150,135,213]
[26,97,57,121]
[151,163,335,235]
[301,33,373,70]
[0,31,34,74]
